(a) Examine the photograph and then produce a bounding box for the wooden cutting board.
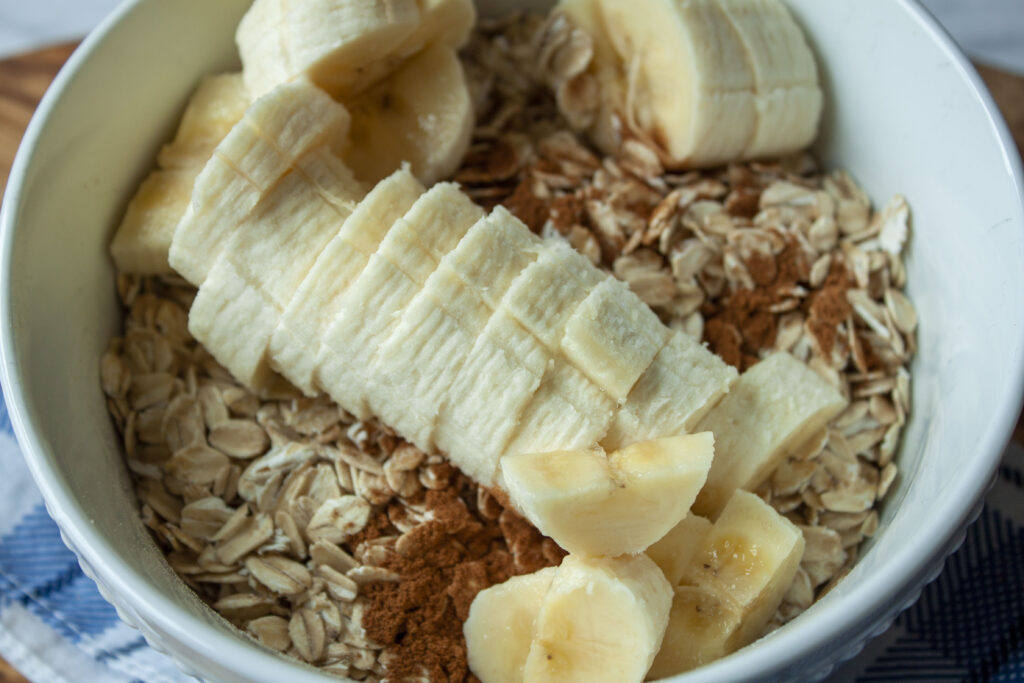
[0,42,1022,683]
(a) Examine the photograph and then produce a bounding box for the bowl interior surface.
[2,0,1022,681]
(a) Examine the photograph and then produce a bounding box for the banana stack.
[556,0,823,168]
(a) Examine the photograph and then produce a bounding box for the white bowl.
[2,0,1022,681]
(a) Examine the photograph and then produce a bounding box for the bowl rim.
[1,0,1023,681]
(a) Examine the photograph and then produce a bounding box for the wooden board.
[0,42,1022,683]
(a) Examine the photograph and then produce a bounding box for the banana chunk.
[650,490,805,676]
[317,184,482,423]
[189,150,362,391]
[169,80,351,285]
[502,238,604,352]
[718,0,823,159]
[646,513,713,586]
[111,73,248,275]
[110,169,200,275]
[464,568,558,683]
[236,0,421,100]
[692,351,847,517]
[501,434,714,556]
[561,277,669,402]
[345,45,474,186]
[503,362,615,463]
[601,330,737,450]
[269,168,424,395]
[157,73,250,170]
[523,554,672,683]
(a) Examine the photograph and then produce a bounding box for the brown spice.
[360,478,563,682]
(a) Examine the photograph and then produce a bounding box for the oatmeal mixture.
[101,12,915,681]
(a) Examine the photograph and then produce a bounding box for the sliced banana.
[646,513,713,586]
[558,0,822,167]
[344,44,474,186]
[157,73,250,169]
[188,150,362,391]
[718,0,823,159]
[501,434,714,556]
[236,0,421,100]
[651,490,805,677]
[561,277,669,402]
[601,330,737,450]
[692,351,847,517]
[316,183,482,424]
[168,80,351,285]
[464,567,558,683]
[268,167,424,395]
[523,554,672,682]
[111,73,249,275]
[110,168,200,275]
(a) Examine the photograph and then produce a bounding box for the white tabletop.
[0,0,1023,75]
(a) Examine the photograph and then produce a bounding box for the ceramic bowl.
[2,0,1022,680]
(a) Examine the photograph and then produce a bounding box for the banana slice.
[646,513,713,586]
[718,0,822,159]
[601,330,737,450]
[502,361,615,465]
[268,167,424,395]
[316,183,482,424]
[651,490,805,676]
[647,585,743,677]
[157,73,250,170]
[502,238,604,352]
[523,554,672,682]
[692,352,847,517]
[501,434,714,556]
[464,567,558,683]
[169,80,351,285]
[236,0,421,100]
[110,73,249,275]
[561,277,669,402]
[188,150,362,391]
[344,45,474,186]
[376,206,543,455]
[110,169,200,275]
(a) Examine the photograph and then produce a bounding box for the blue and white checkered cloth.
[0,388,1020,682]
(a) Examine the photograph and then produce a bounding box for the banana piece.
[316,183,482,423]
[692,352,847,517]
[344,45,474,186]
[188,149,363,391]
[647,585,743,677]
[377,206,544,457]
[501,434,714,556]
[235,0,421,100]
[646,513,713,586]
[601,330,737,450]
[523,554,672,682]
[268,168,424,395]
[464,567,558,683]
[502,238,604,352]
[650,490,805,677]
[110,73,249,275]
[157,73,250,169]
[110,169,200,275]
[169,80,351,285]
[561,277,669,402]
[718,0,823,159]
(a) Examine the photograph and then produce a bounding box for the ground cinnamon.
[360,477,564,682]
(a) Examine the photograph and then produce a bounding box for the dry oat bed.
[100,13,915,682]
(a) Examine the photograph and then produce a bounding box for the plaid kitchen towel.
[0,385,1020,682]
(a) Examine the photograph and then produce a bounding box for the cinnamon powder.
[360,477,564,682]
[703,239,854,369]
